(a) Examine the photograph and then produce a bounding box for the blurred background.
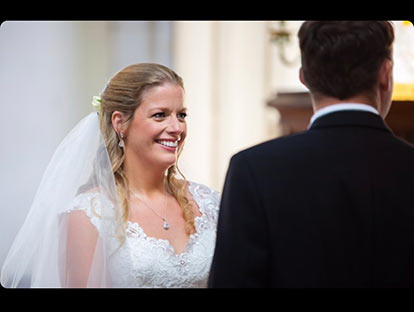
[1,21,413,267]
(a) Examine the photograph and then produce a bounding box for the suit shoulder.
[233,131,309,160]
[392,135,414,151]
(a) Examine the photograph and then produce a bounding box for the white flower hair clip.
[92,95,102,111]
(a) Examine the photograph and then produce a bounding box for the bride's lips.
[155,139,180,152]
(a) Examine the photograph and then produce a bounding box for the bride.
[1,63,220,288]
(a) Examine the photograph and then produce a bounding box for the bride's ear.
[111,111,126,135]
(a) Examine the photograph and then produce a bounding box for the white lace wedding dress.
[65,181,220,288]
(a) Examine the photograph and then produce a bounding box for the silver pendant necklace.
[129,190,170,230]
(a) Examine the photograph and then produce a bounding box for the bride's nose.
[166,115,184,136]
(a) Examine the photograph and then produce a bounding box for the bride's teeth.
[159,140,178,147]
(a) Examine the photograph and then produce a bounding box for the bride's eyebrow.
[147,106,187,113]
[147,106,168,113]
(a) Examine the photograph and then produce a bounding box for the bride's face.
[124,82,187,169]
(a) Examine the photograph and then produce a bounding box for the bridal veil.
[1,112,122,287]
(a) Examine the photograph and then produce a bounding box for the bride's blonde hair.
[99,63,195,235]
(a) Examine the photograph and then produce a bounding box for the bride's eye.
[152,112,165,119]
[177,112,187,120]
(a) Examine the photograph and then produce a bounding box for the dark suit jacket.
[208,110,414,288]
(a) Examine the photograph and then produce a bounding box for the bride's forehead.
[138,87,185,110]
[141,83,184,100]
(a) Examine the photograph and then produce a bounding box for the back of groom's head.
[298,21,394,103]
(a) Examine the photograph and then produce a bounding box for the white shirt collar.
[309,103,379,128]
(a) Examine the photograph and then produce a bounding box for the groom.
[208,21,414,288]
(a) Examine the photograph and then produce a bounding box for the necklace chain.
[129,190,170,230]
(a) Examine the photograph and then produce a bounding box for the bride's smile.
[122,82,187,170]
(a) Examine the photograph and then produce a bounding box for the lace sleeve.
[64,192,104,232]
[188,181,221,225]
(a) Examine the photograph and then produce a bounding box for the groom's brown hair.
[298,21,394,100]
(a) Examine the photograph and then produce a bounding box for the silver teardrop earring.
[119,133,125,148]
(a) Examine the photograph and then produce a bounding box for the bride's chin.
[154,157,177,171]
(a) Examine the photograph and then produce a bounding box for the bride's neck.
[123,155,169,198]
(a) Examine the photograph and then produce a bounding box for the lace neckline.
[126,182,207,256]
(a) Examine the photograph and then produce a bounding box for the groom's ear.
[378,59,393,93]
[299,67,308,88]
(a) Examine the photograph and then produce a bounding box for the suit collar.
[309,103,379,126]
[308,110,392,133]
